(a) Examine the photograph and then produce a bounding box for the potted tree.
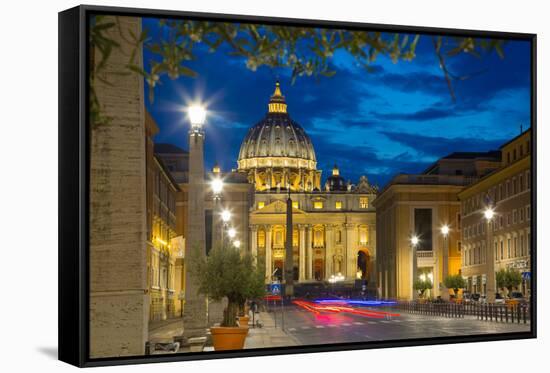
[443,274,466,301]
[190,245,265,351]
[413,279,433,300]
[496,268,522,305]
[236,254,265,327]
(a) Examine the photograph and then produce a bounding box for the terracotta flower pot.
[238,315,250,326]
[210,326,249,351]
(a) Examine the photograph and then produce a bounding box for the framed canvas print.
[58,5,537,367]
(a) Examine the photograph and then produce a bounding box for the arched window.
[257,229,266,248]
[273,226,285,248]
[313,225,324,248]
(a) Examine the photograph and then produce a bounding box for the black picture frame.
[59,4,537,368]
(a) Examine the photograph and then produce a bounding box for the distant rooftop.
[154,143,188,154]
[441,151,501,160]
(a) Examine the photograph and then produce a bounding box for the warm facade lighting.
[155,237,168,246]
[441,225,450,236]
[411,235,419,246]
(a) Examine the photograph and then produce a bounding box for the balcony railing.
[416,251,433,258]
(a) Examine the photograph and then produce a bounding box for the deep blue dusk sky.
[143,18,531,188]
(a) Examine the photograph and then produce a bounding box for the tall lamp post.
[211,177,224,249]
[220,209,231,247]
[284,186,294,299]
[411,235,419,300]
[183,104,208,340]
[441,225,450,301]
[484,207,496,303]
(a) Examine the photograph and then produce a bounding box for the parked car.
[495,293,506,304]
[507,291,527,305]
[471,293,481,302]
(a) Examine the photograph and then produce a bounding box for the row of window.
[463,170,530,215]
[462,231,531,267]
[257,197,369,210]
[256,224,370,248]
[463,205,531,240]
[148,257,173,290]
[504,139,530,165]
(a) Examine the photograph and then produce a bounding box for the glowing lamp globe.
[221,209,231,223]
[233,240,241,248]
[228,228,237,239]
[211,178,223,194]
[484,208,495,221]
[441,225,449,236]
[411,236,419,246]
[188,105,206,127]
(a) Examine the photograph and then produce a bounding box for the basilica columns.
[299,225,306,281]
[265,225,272,282]
[250,225,258,263]
[325,225,334,278]
[345,223,356,279]
[306,225,313,280]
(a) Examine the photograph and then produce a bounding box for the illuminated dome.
[237,82,321,192]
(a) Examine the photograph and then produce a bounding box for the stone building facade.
[374,152,502,300]
[238,83,378,288]
[145,114,181,321]
[458,130,532,299]
[249,173,377,286]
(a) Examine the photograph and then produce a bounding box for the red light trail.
[292,300,400,319]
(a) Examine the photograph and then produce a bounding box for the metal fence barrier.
[395,301,529,324]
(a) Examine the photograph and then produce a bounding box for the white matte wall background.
[0,0,546,372]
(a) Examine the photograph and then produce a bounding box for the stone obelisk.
[182,110,207,340]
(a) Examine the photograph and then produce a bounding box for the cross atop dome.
[268,81,287,114]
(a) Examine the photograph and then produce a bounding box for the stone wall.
[89,16,148,358]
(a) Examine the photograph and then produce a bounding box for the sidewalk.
[243,311,299,349]
[148,317,184,343]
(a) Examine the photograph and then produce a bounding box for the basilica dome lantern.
[237,81,322,192]
[326,164,347,191]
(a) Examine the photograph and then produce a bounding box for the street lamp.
[210,176,224,249]
[233,240,241,249]
[219,209,231,247]
[228,227,237,240]
[221,209,231,224]
[183,102,207,338]
[410,235,419,300]
[484,207,495,221]
[484,207,496,303]
[441,224,450,301]
[211,177,223,197]
[188,104,206,130]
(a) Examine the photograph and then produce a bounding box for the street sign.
[522,272,531,280]
[270,283,281,295]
